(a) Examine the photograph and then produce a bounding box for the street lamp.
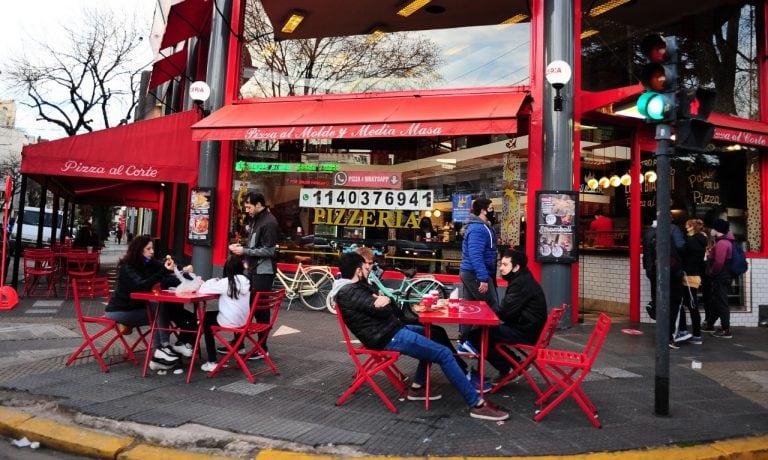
[545,60,572,112]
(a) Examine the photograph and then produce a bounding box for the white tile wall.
[580,255,765,327]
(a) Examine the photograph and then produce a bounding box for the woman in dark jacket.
[676,219,708,344]
[105,235,195,370]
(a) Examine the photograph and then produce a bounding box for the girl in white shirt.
[198,255,251,371]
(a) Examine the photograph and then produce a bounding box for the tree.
[242,2,442,99]
[2,9,148,137]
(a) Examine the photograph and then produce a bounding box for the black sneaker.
[701,322,716,333]
[248,351,269,361]
[711,329,733,339]
[668,342,680,349]
[645,303,656,320]
[216,345,245,355]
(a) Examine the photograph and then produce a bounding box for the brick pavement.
[0,241,767,457]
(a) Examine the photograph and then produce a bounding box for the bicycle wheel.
[300,268,334,311]
[326,294,337,315]
[403,278,446,303]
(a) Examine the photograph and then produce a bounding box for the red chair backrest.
[66,251,99,273]
[248,289,285,330]
[23,249,55,270]
[583,313,612,366]
[73,277,111,303]
[336,304,356,353]
[535,305,567,349]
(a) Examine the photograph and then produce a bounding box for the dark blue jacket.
[459,214,497,283]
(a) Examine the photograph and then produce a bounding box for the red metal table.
[130,290,218,383]
[418,300,500,410]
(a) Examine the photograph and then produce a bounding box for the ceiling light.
[587,178,599,190]
[397,0,431,17]
[424,210,432,218]
[598,176,610,189]
[436,158,456,164]
[609,175,621,187]
[620,172,631,186]
[500,14,529,25]
[644,171,657,183]
[433,210,441,217]
[581,29,599,39]
[589,0,632,17]
[281,10,305,34]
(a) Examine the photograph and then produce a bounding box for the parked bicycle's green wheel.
[404,279,446,302]
[300,268,334,311]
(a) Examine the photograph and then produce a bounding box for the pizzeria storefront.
[19,0,762,325]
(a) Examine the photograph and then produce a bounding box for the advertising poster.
[452,193,472,224]
[189,187,213,246]
[535,191,578,263]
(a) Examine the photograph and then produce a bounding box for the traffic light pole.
[654,123,672,417]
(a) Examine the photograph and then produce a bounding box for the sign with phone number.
[300,188,433,210]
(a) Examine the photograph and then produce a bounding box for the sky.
[0,0,156,140]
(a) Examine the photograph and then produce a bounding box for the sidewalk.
[1,242,767,457]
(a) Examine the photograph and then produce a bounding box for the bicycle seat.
[394,267,418,278]
[294,255,312,264]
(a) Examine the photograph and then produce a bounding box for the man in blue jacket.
[459,198,499,315]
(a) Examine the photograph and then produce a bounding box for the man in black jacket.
[467,249,547,382]
[330,252,508,421]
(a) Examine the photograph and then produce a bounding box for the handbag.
[682,275,701,289]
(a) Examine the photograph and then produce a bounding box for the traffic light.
[636,35,677,123]
[676,87,716,151]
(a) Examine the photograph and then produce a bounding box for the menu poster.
[452,193,472,224]
[535,191,578,263]
[189,187,214,246]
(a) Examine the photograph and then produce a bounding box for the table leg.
[142,303,159,378]
[479,326,488,397]
[185,301,206,384]
[425,324,432,411]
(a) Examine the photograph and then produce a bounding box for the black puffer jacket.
[681,232,707,276]
[336,280,402,350]
[498,267,547,343]
[105,259,174,313]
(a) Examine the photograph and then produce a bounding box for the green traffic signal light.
[637,91,674,121]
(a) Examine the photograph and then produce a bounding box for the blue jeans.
[385,325,480,407]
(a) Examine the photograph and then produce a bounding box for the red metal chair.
[208,289,286,383]
[21,248,57,298]
[64,251,100,299]
[66,277,150,373]
[335,303,407,413]
[490,305,566,396]
[533,313,612,428]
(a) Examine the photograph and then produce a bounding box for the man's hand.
[478,281,489,294]
[373,295,391,308]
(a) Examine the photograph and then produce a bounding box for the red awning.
[22,110,201,190]
[191,88,529,141]
[148,49,188,89]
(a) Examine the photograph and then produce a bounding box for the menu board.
[535,191,578,263]
[188,187,213,246]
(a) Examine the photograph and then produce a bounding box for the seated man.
[330,252,508,421]
[467,249,547,382]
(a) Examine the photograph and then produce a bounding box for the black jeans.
[251,273,276,352]
[467,324,534,375]
[710,277,731,330]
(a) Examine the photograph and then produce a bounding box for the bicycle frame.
[367,265,443,306]
[274,262,335,311]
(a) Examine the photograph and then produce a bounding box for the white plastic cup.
[86,246,93,253]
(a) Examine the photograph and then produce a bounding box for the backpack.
[729,241,748,277]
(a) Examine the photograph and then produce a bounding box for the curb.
[2,406,768,459]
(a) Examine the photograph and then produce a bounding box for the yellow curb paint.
[255,451,344,460]
[118,444,235,460]
[0,407,34,436]
[710,435,768,459]
[16,417,133,458]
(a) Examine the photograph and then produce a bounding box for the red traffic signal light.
[676,87,716,151]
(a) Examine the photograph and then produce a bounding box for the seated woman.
[197,255,251,372]
[104,235,197,371]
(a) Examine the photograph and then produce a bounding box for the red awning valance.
[191,89,529,141]
[22,110,201,185]
[148,49,188,89]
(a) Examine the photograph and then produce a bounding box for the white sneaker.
[200,361,218,372]
[172,342,194,358]
[154,346,180,362]
[673,331,693,343]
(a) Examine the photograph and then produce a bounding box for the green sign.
[234,162,340,173]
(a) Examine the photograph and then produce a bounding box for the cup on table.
[86,246,93,253]
[152,284,160,296]
[423,295,436,308]
[448,298,460,313]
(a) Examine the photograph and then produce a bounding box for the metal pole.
[654,123,672,416]
[191,0,231,279]
[541,0,574,313]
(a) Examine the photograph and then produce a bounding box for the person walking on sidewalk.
[642,221,657,319]
[466,249,547,383]
[459,198,499,343]
[331,252,509,421]
[198,255,251,372]
[675,219,707,345]
[706,218,735,339]
[228,192,279,359]
[105,235,197,371]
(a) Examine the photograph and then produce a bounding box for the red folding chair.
[66,277,150,373]
[533,313,612,428]
[208,289,285,383]
[64,251,100,299]
[491,305,566,396]
[21,248,57,298]
[335,303,407,413]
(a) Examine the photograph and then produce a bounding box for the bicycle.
[327,262,446,314]
[271,262,335,311]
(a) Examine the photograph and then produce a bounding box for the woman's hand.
[164,257,176,272]
[229,243,244,256]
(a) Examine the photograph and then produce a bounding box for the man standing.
[459,198,499,313]
[229,192,280,357]
[467,249,547,382]
[706,218,734,339]
[331,252,508,421]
